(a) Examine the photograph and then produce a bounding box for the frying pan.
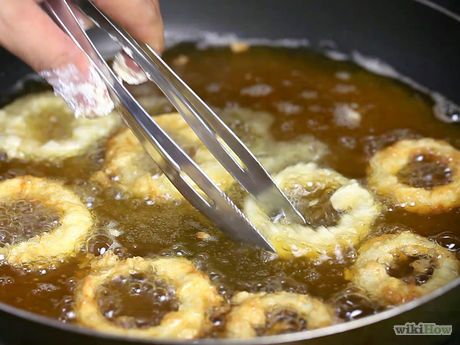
[0,0,459,344]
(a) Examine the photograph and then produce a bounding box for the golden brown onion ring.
[0,92,120,162]
[244,163,380,259]
[348,231,460,306]
[75,253,223,339]
[0,176,93,268]
[367,138,460,214]
[224,291,335,338]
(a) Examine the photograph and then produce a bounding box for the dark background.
[435,0,460,13]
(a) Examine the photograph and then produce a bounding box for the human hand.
[0,0,164,118]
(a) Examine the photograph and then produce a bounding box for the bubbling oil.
[25,107,74,144]
[0,44,458,336]
[257,309,308,336]
[97,273,179,329]
[287,186,342,228]
[0,200,60,247]
[397,153,453,189]
[386,252,436,286]
[330,286,379,321]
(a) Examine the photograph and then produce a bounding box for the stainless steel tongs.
[43,0,306,251]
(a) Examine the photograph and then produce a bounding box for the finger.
[0,1,114,117]
[93,0,164,53]
[0,0,88,72]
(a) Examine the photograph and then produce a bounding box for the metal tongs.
[44,0,306,251]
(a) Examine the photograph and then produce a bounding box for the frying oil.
[0,44,458,331]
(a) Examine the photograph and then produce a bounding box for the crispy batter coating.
[0,176,93,268]
[0,92,120,162]
[224,291,335,338]
[349,231,459,306]
[244,163,380,259]
[75,253,223,339]
[368,138,460,214]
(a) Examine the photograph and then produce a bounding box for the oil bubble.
[331,287,378,321]
[86,234,114,256]
[433,231,460,252]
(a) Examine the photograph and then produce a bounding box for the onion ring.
[367,138,460,214]
[92,113,233,201]
[75,253,223,339]
[255,135,328,173]
[244,163,380,259]
[0,176,93,268]
[0,92,120,162]
[224,291,335,338]
[349,231,460,306]
[220,107,274,148]
[220,108,327,173]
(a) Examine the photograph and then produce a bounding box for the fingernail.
[39,63,115,119]
[112,51,148,85]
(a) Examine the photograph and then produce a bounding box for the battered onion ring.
[218,108,327,172]
[219,107,274,148]
[0,92,120,162]
[0,176,93,268]
[367,138,460,214]
[75,253,223,339]
[349,231,460,306]
[256,135,328,174]
[191,107,276,164]
[93,113,233,200]
[224,291,335,338]
[244,163,380,259]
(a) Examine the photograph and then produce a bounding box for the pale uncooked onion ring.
[256,135,328,173]
[348,231,460,306]
[0,92,120,162]
[92,113,233,200]
[367,138,460,214]
[220,107,274,148]
[219,108,327,173]
[244,163,380,259]
[224,291,335,338]
[0,176,93,268]
[75,253,223,339]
